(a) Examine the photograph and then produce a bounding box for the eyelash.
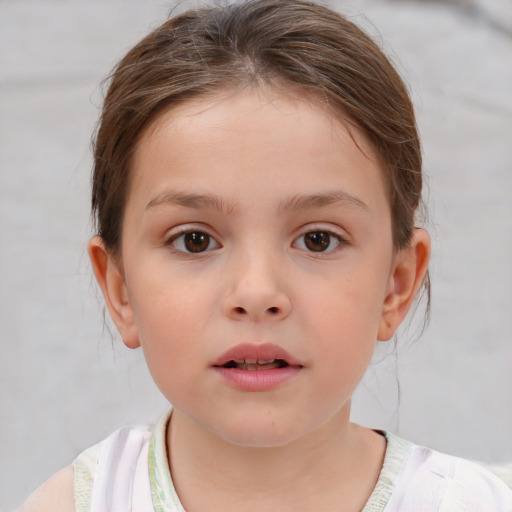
[165,229,221,254]
[165,227,347,255]
[293,229,346,254]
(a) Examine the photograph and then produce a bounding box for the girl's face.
[96,88,421,447]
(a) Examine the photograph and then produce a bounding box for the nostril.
[268,306,279,314]
[235,306,247,314]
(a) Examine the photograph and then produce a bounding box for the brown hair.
[92,0,424,256]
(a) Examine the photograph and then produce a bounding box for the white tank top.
[89,426,154,512]
[74,411,184,512]
[73,410,512,512]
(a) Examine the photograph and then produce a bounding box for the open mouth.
[221,358,290,371]
[212,344,302,391]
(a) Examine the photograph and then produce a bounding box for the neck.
[166,406,385,511]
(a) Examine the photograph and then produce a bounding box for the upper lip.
[212,343,303,367]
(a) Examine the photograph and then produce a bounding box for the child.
[21,0,512,510]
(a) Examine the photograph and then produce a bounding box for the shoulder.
[390,436,512,510]
[376,432,512,510]
[480,462,512,489]
[438,454,512,507]
[18,465,75,512]
[18,422,157,512]
[73,423,154,511]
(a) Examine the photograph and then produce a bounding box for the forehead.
[143,86,377,159]
[127,87,388,214]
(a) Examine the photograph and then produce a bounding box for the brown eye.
[295,230,342,253]
[304,231,330,252]
[184,232,210,252]
[169,231,220,253]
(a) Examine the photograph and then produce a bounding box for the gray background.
[1,0,511,510]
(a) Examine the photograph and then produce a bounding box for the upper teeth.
[236,359,276,364]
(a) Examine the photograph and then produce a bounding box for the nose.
[222,254,292,322]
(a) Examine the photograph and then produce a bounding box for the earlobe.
[377,229,431,341]
[88,236,141,349]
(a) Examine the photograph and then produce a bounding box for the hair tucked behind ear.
[92,0,429,310]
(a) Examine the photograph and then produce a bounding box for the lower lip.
[213,366,302,392]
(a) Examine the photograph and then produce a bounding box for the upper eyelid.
[292,225,350,252]
[165,229,221,255]
[165,224,218,239]
[294,230,345,244]
[163,226,222,249]
[163,222,349,241]
[294,223,348,238]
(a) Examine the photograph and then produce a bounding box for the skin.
[18,466,74,512]
[22,87,430,511]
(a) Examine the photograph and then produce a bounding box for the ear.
[88,236,140,349]
[378,229,430,341]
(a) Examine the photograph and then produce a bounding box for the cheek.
[128,272,215,367]
[130,287,210,402]
[297,270,387,374]
[302,267,388,335]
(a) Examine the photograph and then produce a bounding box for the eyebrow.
[145,192,236,214]
[279,191,368,213]
[145,190,368,214]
